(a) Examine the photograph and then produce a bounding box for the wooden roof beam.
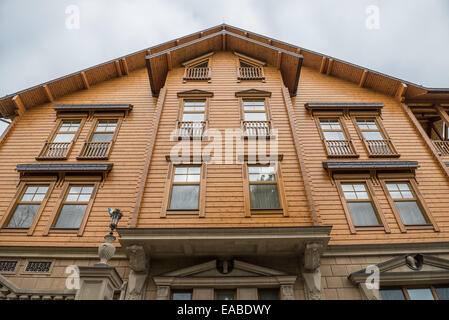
[276,51,282,69]
[12,95,26,117]
[319,57,327,74]
[166,52,173,71]
[326,59,334,75]
[80,72,90,89]
[395,83,408,101]
[121,58,129,75]
[114,60,123,77]
[43,85,54,102]
[359,70,368,87]
[222,33,226,50]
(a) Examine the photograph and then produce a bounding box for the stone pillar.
[302,242,324,300]
[124,245,149,300]
[75,265,123,300]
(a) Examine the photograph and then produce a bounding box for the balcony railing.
[77,141,112,159]
[433,140,449,156]
[183,67,211,81]
[364,139,399,157]
[175,121,206,139]
[36,142,72,160]
[325,140,358,158]
[237,67,265,81]
[243,121,271,137]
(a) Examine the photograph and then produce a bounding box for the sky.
[0,0,448,100]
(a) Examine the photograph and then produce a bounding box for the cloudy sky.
[0,0,448,99]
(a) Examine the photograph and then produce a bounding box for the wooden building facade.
[0,25,449,300]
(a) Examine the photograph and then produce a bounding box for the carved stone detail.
[302,270,322,300]
[359,283,381,300]
[125,270,148,300]
[280,284,295,300]
[98,235,116,265]
[126,245,148,272]
[303,242,323,271]
[156,286,170,300]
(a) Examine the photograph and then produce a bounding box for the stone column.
[75,265,123,300]
[124,245,149,300]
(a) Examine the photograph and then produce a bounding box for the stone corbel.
[303,242,323,271]
[302,242,324,300]
[156,286,170,300]
[302,270,322,300]
[125,245,149,300]
[280,284,295,300]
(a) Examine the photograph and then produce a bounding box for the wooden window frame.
[162,162,207,218]
[44,176,100,236]
[174,98,210,141]
[335,178,390,234]
[235,52,266,82]
[379,177,439,233]
[314,114,358,158]
[381,285,449,300]
[36,116,86,160]
[0,176,56,236]
[238,97,274,139]
[77,115,123,160]
[243,162,288,217]
[352,115,400,158]
[182,52,213,83]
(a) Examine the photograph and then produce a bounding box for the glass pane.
[347,202,380,226]
[386,184,399,191]
[258,289,279,300]
[169,185,199,210]
[244,101,265,111]
[436,287,449,300]
[380,288,405,300]
[324,131,345,141]
[96,120,117,132]
[249,166,276,182]
[54,204,87,229]
[407,288,435,300]
[395,201,427,225]
[91,133,113,142]
[341,184,354,192]
[250,184,281,209]
[245,112,267,121]
[187,174,201,182]
[172,292,192,300]
[182,113,204,122]
[173,174,187,183]
[7,204,40,228]
[216,291,235,300]
[362,131,384,141]
[53,133,75,143]
[60,121,80,132]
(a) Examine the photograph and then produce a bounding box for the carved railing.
[325,140,358,158]
[433,140,449,156]
[237,67,265,80]
[364,139,398,157]
[183,67,211,81]
[36,142,72,160]
[243,121,271,137]
[176,121,205,139]
[78,141,112,159]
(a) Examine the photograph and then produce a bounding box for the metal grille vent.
[25,261,52,273]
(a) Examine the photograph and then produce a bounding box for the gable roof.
[1,24,448,118]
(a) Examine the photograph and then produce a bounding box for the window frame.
[0,177,56,236]
[243,162,287,217]
[44,177,100,236]
[174,97,210,141]
[379,177,438,232]
[238,96,274,139]
[162,162,207,217]
[314,114,358,158]
[182,53,213,83]
[77,115,123,160]
[235,52,266,82]
[335,178,390,234]
[37,116,86,160]
[352,115,400,158]
[381,285,449,300]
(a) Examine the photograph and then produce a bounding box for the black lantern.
[107,208,123,237]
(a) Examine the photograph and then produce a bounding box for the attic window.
[182,53,213,82]
[235,52,265,82]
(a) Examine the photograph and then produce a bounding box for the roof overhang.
[117,226,332,258]
[145,30,303,97]
[16,163,113,180]
[323,161,419,172]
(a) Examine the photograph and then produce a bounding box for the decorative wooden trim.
[130,86,167,227]
[282,86,319,225]
[238,154,283,162]
[326,59,334,75]
[276,162,288,217]
[235,89,271,98]
[121,58,129,75]
[114,60,123,77]
[12,95,25,117]
[242,165,251,218]
[359,70,368,87]
[53,104,133,117]
[233,52,266,66]
[177,90,214,98]
[181,52,214,67]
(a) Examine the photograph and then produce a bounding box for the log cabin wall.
[294,66,449,245]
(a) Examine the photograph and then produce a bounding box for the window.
[0,118,12,137]
[339,183,381,227]
[244,100,267,122]
[172,291,192,300]
[319,119,346,141]
[0,261,18,273]
[169,166,201,210]
[381,286,449,300]
[215,290,235,300]
[236,53,265,81]
[37,119,83,160]
[258,289,279,300]
[182,53,212,81]
[24,261,52,273]
[78,119,120,159]
[248,166,281,210]
[6,185,49,229]
[54,185,94,229]
[182,101,205,122]
[385,182,428,226]
[354,117,398,157]
[241,98,272,138]
[317,118,357,157]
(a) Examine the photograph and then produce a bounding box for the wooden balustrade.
[433,140,449,156]
[36,142,72,160]
[176,121,205,139]
[325,140,358,158]
[237,67,265,80]
[243,121,271,137]
[77,141,112,159]
[364,139,398,157]
[183,67,211,81]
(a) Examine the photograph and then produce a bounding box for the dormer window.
[182,53,213,82]
[235,52,265,82]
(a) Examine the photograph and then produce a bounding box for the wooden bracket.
[359,70,368,88]
[43,85,54,102]
[12,95,25,117]
[80,72,90,89]
[121,58,129,75]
